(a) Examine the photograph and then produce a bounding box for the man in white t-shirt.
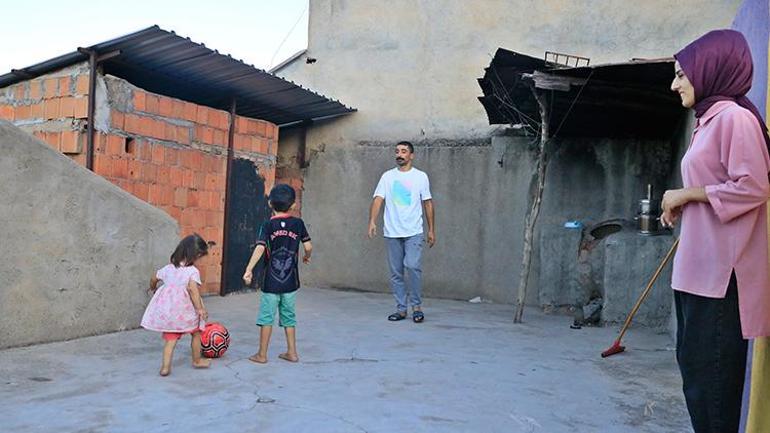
[368,141,435,323]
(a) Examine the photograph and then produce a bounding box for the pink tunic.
[673,100,770,338]
[141,264,205,333]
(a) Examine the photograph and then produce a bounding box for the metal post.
[86,50,97,171]
[220,98,237,295]
[77,48,120,171]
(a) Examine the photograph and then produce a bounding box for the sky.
[0,0,309,73]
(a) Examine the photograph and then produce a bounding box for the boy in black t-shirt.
[243,184,312,364]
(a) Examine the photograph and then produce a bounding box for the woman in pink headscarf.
[661,29,770,433]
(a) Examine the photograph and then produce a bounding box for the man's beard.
[396,158,406,165]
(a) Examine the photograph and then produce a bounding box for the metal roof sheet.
[0,26,355,126]
[478,49,684,138]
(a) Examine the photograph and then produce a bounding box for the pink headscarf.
[674,29,770,149]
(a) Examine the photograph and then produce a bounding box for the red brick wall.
[1,66,279,295]
[0,70,90,165]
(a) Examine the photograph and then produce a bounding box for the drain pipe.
[220,98,237,295]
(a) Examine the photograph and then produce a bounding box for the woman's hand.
[661,189,688,228]
[243,271,253,285]
[661,187,707,228]
[197,308,208,321]
[660,207,682,228]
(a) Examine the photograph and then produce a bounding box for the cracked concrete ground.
[0,288,692,433]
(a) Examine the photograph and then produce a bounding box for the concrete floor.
[0,288,692,433]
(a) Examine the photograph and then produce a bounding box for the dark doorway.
[222,158,272,294]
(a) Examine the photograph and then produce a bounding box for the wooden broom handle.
[617,237,680,341]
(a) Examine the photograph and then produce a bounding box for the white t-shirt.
[373,167,432,238]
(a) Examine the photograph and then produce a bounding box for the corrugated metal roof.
[0,26,355,126]
[478,48,684,138]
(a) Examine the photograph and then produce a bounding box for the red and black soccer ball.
[200,322,231,358]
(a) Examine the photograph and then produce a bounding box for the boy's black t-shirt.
[257,215,310,294]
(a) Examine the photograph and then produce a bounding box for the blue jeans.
[385,234,424,312]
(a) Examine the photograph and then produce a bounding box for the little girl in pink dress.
[142,233,213,376]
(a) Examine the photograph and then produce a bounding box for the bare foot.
[248,353,268,364]
[278,352,299,363]
[159,366,171,376]
[192,359,211,369]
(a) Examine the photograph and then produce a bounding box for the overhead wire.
[269,2,309,69]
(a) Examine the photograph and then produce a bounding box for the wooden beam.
[526,71,676,98]
[97,50,122,63]
[526,71,587,91]
[514,84,551,324]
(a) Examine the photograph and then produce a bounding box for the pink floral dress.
[141,264,205,333]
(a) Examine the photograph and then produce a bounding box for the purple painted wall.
[732,0,769,115]
[732,4,769,430]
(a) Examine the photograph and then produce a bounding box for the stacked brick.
[0,65,90,165]
[1,64,279,295]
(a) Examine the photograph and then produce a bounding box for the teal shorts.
[256,291,297,327]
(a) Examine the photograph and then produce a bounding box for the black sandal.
[388,312,407,321]
[412,310,425,323]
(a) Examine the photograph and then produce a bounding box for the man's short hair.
[396,141,414,153]
[268,184,296,212]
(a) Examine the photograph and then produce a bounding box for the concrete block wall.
[1,63,279,295]
[0,120,179,349]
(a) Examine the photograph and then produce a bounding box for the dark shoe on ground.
[388,312,407,321]
[412,310,424,323]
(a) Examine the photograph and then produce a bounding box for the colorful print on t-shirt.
[393,180,412,206]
